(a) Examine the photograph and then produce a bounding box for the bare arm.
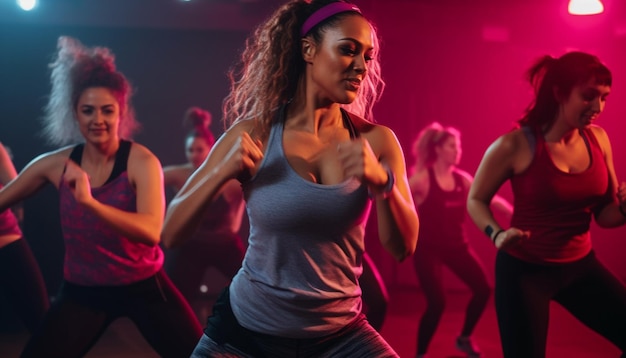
[457,168,513,219]
[163,164,192,191]
[63,144,165,246]
[354,126,419,262]
[0,150,66,213]
[408,167,428,206]
[162,121,263,248]
[0,143,18,185]
[589,126,626,228]
[467,131,529,249]
[220,179,245,233]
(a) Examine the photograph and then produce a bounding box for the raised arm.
[63,144,165,246]
[161,121,263,248]
[0,150,64,213]
[357,126,419,262]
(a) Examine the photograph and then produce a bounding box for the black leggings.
[495,250,626,358]
[0,238,49,333]
[413,244,491,355]
[165,235,245,302]
[20,269,203,358]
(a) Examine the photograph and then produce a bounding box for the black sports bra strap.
[66,140,132,185]
[68,144,85,164]
[106,140,131,185]
[340,108,359,139]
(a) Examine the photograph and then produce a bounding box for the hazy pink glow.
[568,0,604,15]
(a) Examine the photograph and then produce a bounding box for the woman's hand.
[336,138,387,192]
[63,160,94,206]
[222,131,264,182]
[494,227,531,250]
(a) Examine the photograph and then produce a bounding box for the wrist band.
[484,225,494,238]
[492,229,505,243]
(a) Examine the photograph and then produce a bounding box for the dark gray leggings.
[20,269,203,358]
[495,250,626,358]
[193,287,398,358]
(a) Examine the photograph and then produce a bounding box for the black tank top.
[417,167,468,249]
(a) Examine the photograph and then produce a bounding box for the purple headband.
[300,2,362,37]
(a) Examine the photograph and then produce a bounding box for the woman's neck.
[82,139,120,165]
[432,161,454,176]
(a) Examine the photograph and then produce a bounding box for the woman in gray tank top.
[162,1,419,357]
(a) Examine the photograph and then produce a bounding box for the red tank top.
[509,127,613,264]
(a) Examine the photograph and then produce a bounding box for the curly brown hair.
[222,0,384,139]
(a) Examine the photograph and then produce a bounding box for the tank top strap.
[66,140,132,185]
[340,108,359,139]
[106,140,131,185]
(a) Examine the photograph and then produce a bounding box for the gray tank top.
[230,108,371,338]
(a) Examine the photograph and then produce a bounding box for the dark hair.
[519,51,611,131]
[222,0,384,138]
[184,107,215,146]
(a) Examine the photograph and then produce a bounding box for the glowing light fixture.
[568,0,604,15]
[17,0,37,11]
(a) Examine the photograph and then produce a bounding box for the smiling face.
[559,77,610,129]
[75,87,121,145]
[306,14,374,105]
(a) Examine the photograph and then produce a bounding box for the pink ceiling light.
[568,0,604,15]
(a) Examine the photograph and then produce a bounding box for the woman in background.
[163,106,246,304]
[409,122,512,358]
[0,141,48,334]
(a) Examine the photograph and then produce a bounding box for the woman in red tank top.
[468,51,626,357]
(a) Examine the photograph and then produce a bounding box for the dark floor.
[0,287,622,357]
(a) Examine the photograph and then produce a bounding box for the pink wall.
[357,0,626,288]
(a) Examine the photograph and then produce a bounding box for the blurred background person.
[0,141,49,335]
[162,106,246,311]
[409,122,512,358]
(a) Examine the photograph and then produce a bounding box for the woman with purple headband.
[162,0,419,357]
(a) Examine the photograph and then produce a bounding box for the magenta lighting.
[568,0,604,15]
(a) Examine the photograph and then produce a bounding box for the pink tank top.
[509,127,613,264]
[59,141,163,286]
[0,184,22,237]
